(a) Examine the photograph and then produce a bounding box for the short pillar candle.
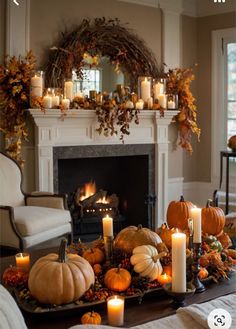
[102,215,113,237]
[107,295,125,326]
[15,253,30,269]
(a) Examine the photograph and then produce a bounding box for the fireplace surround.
[29,108,178,228]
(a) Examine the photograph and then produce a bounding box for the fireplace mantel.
[29,108,178,227]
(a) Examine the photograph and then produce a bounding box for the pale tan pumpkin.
[104,266,131,292]
[202,200,225,236]
[167,196,194,230]
[81,311,102,325]
[82,248,105,266]
[113,225,162,255]
[28,239,95,305]
[130,245,166,281]
[156,223,179,250]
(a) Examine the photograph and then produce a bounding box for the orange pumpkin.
[167,196,194,230]
[202,200,225,236]
[198,267,208,280]
[217,231,232,249]
[104,266,131,292]
[93,263,102,276]
[82,248,105,266]
[228,135,236,151]
[156,223,179,249]
[113,225,162,255]
[81,311,102,325]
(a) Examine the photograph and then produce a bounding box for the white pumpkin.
[130,245,166,281]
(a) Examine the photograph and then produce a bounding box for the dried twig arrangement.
[44,17,161,89]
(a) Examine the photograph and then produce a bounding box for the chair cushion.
[13,206,71,236]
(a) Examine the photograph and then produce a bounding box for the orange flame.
[80,181,96,201]
[96,196,109,204]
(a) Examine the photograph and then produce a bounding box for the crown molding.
[117,0,184,14]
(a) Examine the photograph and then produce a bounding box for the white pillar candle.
[42,95,52,109]
[31,74,43,97]
[153,82,164,100]
[107,296,125,327]
[102,215,113,237]
[52,94,60,108]
[167,100,176,109]
[61,98,70,110]
[190,207,202,243]
[15,252,30,269]
[147,97,153,110]
[141,78,151,102]
[172,232,186,293]
[64,80,74,101]
[135,99,144,110]
[158,94,167,108]
[125,100,134,109]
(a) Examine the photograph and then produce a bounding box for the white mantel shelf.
[29,108,178,227]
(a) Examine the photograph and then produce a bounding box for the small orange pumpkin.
[202,200,225,236]
[198,267,209,280]
[156,223,179,249]
[82,248,105,266]
[93,263,102,276]
[104,266,131,292]
[167,196,194,230]
[81,311,102,325]
[217,231,232,249]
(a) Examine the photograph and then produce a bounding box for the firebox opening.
[58,155,149,238]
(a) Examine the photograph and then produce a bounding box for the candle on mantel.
[147,97,153,110]
[158,273,172,285]
[141,77,151,102]
[102,214,113,237]
[64,80,74,101]
[167,100,176,109]
[158,94,167,108]
[42,94,52,109]
[172,232,186,293]
[15,253,30,269]
[31,74,43,97]
[61,97,70,110]
[153,82,164,100]
[190,206,202,243]
[135,99,144,110]
[107,295,125,327]
[51,89,60,108]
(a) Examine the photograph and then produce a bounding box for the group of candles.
[139,76,177,110]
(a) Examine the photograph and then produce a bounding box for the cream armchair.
[0,152,72,251]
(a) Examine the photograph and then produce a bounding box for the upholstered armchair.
[0,152,72,251]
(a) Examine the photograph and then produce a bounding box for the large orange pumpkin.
[82,248,105,266]
[113,225,162,255]
[202,200,225,236]
[167,196,194,230]
[104,266,131,292]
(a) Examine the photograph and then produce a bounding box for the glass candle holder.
[15,252,30,269]
[153,78,166,101]
[30,70,44,107]
[138,76,152,103]
[107,295,125,326]
[64,79,74,102]
[167,94,178,110]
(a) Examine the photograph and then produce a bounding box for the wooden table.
[1,249,236,329]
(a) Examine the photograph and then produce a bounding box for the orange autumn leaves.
[0,51,36,165]
[167,67,201,154]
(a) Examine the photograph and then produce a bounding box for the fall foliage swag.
[0,18,200,164]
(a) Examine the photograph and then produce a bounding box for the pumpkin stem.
[206,199,212,208]
[117,264,122,273]
[58,239,67,263]
[152,251,167,263]
[137,224,143,230]
[180,195,185,202]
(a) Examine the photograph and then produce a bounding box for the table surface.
[1,248,236,329]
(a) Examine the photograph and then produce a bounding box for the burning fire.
[96,196,109,204]
[80,181,96,201]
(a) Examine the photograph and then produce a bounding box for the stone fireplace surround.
[29,109,178,228]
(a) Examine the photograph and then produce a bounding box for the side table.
[219,150,236,214]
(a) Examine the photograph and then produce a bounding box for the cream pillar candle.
[51,90,60,108]
[167,100,175,109]
[31,74,43,97]
[190,207,202,243]
[147,97,153,109]
[158,94,167,108]
[172,232,186,293]
[107,296,125,326]
[61,98,70,110]
[153,82,164,100]
[135,99,144,110]
[141,77,151,102]
[102,215,113,237]
[42,95,52,109]
[64,80,74,101]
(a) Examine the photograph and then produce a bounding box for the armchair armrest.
[0,206,22,249]
[25,193,68,210]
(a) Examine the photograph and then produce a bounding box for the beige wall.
[196,12,236,182]
[0,0,5,65]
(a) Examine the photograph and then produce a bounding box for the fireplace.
[53,144,155,238]
[29,108,178,228]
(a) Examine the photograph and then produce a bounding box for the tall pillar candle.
[171,232,186,293]
[30,72,43,97]
[64,80,74,101]
[102,215,113,237]
[190,207,202,243]
[153,82,164,100]
[140,77,151,102]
